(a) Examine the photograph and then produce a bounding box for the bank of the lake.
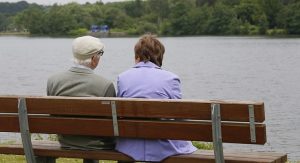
[0,32,29,36]
[2,1,300,37]
[2,31,300,38]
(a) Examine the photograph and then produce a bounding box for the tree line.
[1,0,300,36]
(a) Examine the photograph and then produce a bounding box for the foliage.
[68,28,89,36]
[260,0,284,29]
[266,28,287,35]
[45,5,78,35]
[14,6,46,34]
[0,1,29,14]
[235,0,268,34]
[1,0,300,35]
[205,3,237,35]
[124,0,145,18]
[277,2,300,34]
[0,14,12,31]
[135,21,158,35]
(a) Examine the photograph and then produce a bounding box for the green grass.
[0,140,17,146]
[0,155,117,163]
[0,155,25,163]
[192,141,213,150]
[0,138,118,162]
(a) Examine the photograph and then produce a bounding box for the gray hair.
[73,58,92,67]
[73,53,100,67]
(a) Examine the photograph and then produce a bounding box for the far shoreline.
[1,32,300,39]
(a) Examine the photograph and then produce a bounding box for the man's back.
[47,67,116,150]
[47,67,115,97]
[47,36,116,152]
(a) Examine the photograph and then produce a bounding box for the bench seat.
[0,141,287,163]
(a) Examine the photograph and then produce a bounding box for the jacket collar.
[133,61,161,69]
[69,67,94,74]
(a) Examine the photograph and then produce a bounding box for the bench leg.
[35,156,56,163]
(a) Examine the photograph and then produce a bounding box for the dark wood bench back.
[0,96,266,144]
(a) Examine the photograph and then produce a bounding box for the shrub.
[266,29,287,35]
[67,28,88,36]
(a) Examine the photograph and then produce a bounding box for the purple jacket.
[115,61,197,162]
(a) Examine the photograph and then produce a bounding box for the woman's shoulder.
[119,67,178,78]
[159,69,180,79]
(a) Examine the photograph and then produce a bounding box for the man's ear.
[90,55,97,68]
[91,55,96,61]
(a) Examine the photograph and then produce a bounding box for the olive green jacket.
[47,67,116,150]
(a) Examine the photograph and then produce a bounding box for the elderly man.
[47,36,116,163]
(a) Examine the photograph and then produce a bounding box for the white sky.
[0,0,125,5]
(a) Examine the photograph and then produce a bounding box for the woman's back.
[115,34,197,162]
[117,62,181,99]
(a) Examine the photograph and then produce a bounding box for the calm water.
[0,36,299,160]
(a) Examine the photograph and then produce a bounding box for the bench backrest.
[0,96,266,144]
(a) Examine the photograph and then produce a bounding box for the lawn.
[0,155,116,163]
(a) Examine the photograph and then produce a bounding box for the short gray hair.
[73,54,99,67]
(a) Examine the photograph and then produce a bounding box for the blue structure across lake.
[91,25,109,32]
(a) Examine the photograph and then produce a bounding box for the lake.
[0,36,299,160]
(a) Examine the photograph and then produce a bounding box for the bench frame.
[0,96,287,163]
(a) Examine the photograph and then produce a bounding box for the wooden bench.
[0,96,287,163]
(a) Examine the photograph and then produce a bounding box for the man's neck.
[73,63,93,71]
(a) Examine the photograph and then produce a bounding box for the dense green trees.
[14,5,45,34]
[1,0,300,36]
[0,1,30,31]
[278,2,300,34]
[0,1,29,14]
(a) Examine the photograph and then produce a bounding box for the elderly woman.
[116,34,197,162]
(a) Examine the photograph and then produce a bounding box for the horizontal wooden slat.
[118,120,266,144]
[0,97,18,113]
[0,142,134,161]
[0,115,266,144]
[0,142,287,163]
[0,96,265,122]
[116,99,265,122]
[165,150,288,163]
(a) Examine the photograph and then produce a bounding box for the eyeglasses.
[97,50,104,56]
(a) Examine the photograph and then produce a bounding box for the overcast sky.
[0,0,125,5]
